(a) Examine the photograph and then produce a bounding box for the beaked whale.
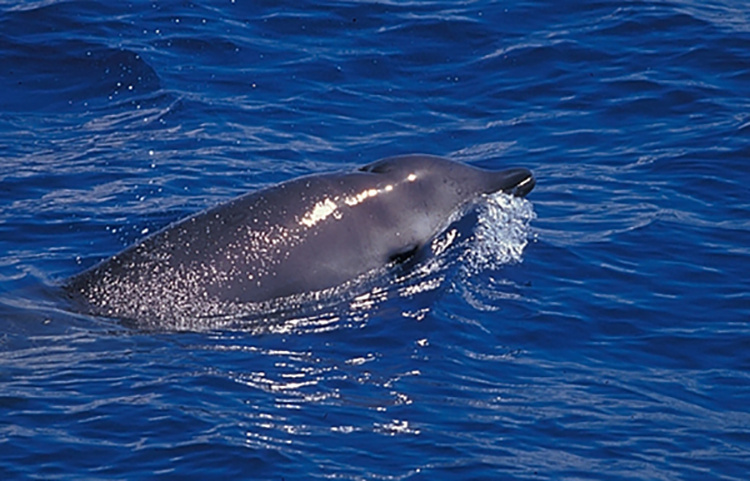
[64,154,535,324]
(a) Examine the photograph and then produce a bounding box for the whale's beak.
[492,168,535,197]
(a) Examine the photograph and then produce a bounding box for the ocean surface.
[1,0,749,479]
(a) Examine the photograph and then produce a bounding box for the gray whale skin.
[64,154,535,323]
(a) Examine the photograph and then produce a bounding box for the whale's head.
[488,166,536,198]
[358,154,535,200]
[354,154,535,261]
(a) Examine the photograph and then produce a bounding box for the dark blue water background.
[1,0,749,479]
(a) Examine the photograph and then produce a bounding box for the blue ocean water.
[1,0,749,479]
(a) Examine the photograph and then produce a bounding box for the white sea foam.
[464,192,537,273]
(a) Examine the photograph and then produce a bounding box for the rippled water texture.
[1,1,749,480]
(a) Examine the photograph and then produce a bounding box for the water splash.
[464,192,537,273]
